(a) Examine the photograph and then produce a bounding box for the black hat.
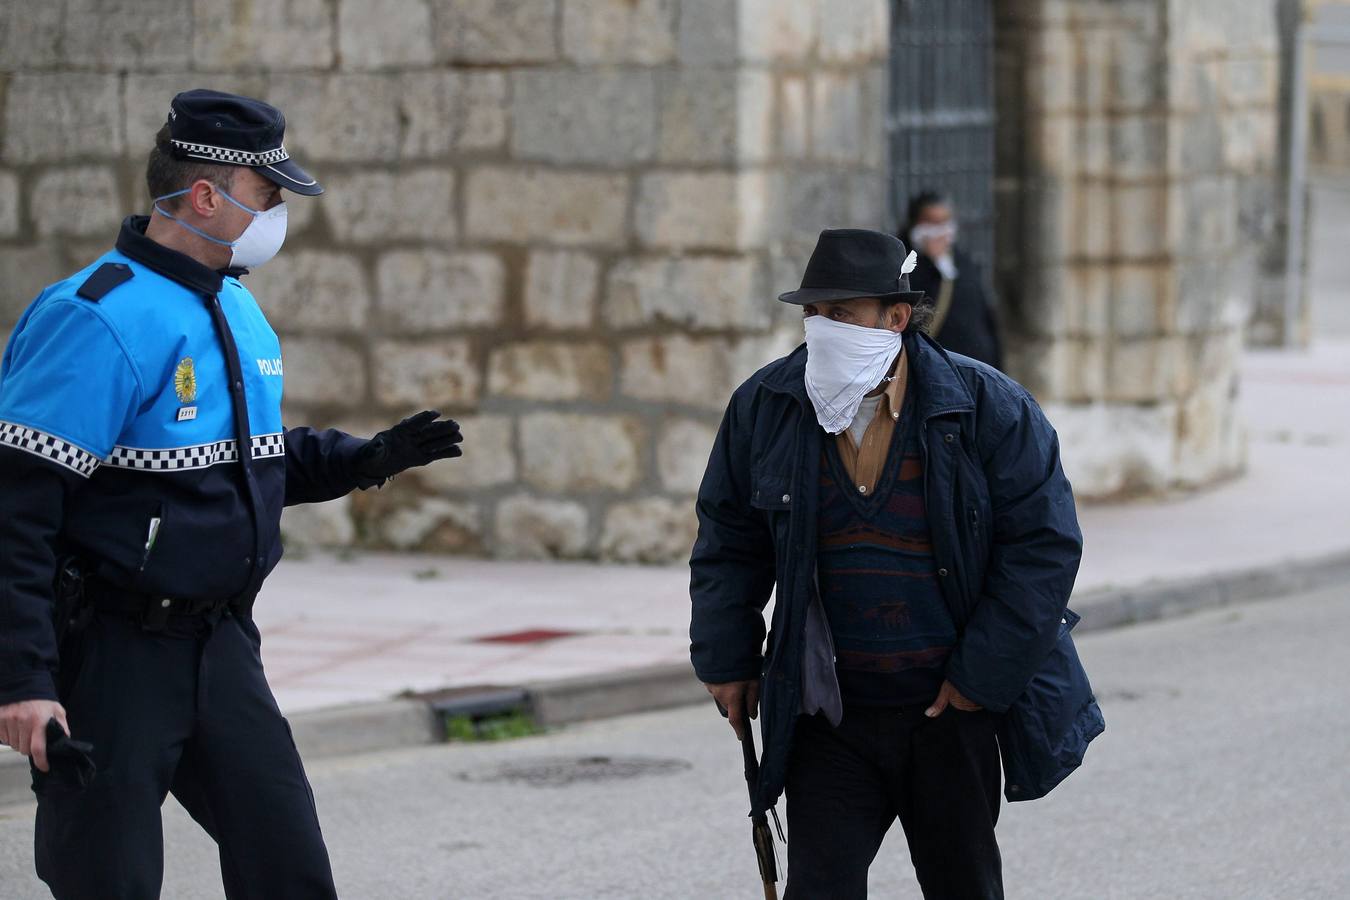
[166,89,322,196]
[778,228,926,305]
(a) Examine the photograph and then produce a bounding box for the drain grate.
[459,755,691,788]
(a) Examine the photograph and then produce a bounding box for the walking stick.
[739,700,780,900]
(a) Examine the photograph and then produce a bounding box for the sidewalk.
[252,339,1350,716]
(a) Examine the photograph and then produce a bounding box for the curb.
[4,548,1348,808]
[1071,548,1350,633]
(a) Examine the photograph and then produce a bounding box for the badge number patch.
[176,406,197,422]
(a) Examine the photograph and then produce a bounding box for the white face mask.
[154,187,289,270]
[803,315,903,435]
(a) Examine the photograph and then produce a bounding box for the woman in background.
[903,191,1004,370]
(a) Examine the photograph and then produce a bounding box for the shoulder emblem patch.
[173,357,197,404]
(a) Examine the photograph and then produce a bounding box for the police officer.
[0,90,464,898]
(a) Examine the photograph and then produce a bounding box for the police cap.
[165,89,322,196]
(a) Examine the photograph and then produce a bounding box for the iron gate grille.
[889,0,996,287]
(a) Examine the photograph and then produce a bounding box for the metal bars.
[888,0,996,284]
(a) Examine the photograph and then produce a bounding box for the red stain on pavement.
[473,628,580,644]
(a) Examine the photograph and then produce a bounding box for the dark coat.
[908,249,1003,370]
[689,332,1099,809]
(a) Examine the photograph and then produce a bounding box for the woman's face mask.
[153,185,288,270]
[803,309,904,435]
[910,219,957,255]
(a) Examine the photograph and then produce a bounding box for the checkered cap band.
[107,433,286,473]
[170,140,289,167]
[0,421,101,478]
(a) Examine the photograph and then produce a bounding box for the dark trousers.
[783,706,1003,900]
[33,610,337,900]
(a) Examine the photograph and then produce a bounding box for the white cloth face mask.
[909,221,958,249]
[803,315,903,435]
[154,187,289,269]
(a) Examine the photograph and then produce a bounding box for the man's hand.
[356,410,464,481]
[0,700,68,772]
[705,680,759,741]
[925,680,982,718]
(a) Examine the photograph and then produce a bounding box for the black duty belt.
[83,576,229,630]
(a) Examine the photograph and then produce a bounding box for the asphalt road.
[1,583,1348,899]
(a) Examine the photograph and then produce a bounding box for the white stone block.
[1044,401,1179,497]
[282,337,370,406]
[561,0,678,64]
[372,338,481,409]
[378,498,484,553]
[376,250,504,332]
[604,255,769,331]
[250,251,371,333]
[338,0,435,69]
[324,169,456,244]
[465,167,630,247]
[512,70,658,166]
[193,0,334,69]
[598,497,698,563]
[281,495,356,549]
[435,0,559,63]
[32,167,122,239]
[487,341,614,402]
[738,0,817,62]
[658,418,719,494]
[519,413,644,492]
[4,75,124,164]
[635,171,768,251]
[494,495,591,559]
[524,251,601,329]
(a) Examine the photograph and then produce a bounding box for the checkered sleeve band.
[106,433,286,473]
[170,140,289,167]
[251,432,285,460]
[0,421,102,478]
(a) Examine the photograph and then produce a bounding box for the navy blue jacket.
[0,217,377,706]
[690,332,1100,808]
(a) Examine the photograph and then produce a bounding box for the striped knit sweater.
[816,400,956,707]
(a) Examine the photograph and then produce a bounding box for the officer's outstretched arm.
[282,425,382,506]
[281,412,464,505]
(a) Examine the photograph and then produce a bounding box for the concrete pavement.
[1,581,1345,898]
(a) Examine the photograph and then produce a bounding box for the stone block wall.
[994,0,1280,496]
[0,0,891,561]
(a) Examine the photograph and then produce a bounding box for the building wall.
[993,0,1283,496]
[0,0,1291,559]
[0,0,892,561]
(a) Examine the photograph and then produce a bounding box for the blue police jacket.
[0,217,378,705]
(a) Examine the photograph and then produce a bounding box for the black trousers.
[33,610,337,900]
[783,706,1003,900]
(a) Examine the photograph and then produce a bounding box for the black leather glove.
[45,718,96,790]
[355,410,464,482]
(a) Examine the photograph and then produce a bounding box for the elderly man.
[0,90,462,899]
[690,229,1097,899]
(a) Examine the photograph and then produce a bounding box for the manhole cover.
[459,755,691,788]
